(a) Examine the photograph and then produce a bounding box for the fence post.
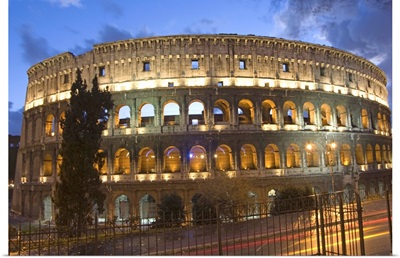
[338,194,347,255]
[386,189,392,254]
[318,195,326,255]
[94,213,98,255]
[356,193,365,255]
[314,194,321,255]
[216,204,223,255]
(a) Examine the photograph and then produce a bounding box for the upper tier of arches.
[24,34,388,112]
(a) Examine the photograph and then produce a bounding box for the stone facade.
[12,34,392,221]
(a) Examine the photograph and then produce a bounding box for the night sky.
[7,0,394,136]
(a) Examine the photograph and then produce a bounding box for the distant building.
[12,34,392,221]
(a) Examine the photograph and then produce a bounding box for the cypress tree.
[53,69,113,235]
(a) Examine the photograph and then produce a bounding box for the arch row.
[36,141,392,183]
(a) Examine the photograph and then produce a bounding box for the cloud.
[98,24,133,43]
[183,19,218,34]
[45,0,82,8]
[9,102,23,136]
[19,24,59,65]
[101,0,123,18]
[271,0,392,108]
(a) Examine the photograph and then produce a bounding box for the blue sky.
[7,0,394,136]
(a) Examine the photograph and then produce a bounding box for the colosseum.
[12,34,392,222]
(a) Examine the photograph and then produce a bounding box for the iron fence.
[9,191,369,255]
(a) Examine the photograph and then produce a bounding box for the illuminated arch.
[238,99,255,124]
[214,99,230,124]
[286,144,301,168]
[58,111,66,135]
[283,101,297,125]
[261,100,278,124]
[189,145,207,172]
[377,113,383,131]
[340,144,352,166]
[375,144,382,164]
[214,145,233,171]
[95,149,108,175]
[303,102,316,125]
[45,114,56,136]
[355,144,364,165]
[366,144,373,164]
[361,109,369,129]
[305,143,319,167]
[43,153,52,176]
[114,148,131,174]
[321,103,332,126]
[240,144,257,170]
[163,146,181,173]
[138,147,156,173]
[336,105,347,127]
[264,144,280,169]
[56,154,62,176]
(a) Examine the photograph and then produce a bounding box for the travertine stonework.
[12,34,392,221]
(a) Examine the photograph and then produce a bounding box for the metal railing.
[9,191,375,255]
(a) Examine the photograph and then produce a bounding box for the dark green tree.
[156,193,185,227]
[53,69,113,235]
[270,185,315,215]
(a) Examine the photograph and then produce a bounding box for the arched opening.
[361,109,369,129]
[247,191,259,219]
[366,144,373,164]
[163,146,181,173]
[45,114,56,136]
[43,195,52,221]
[377,113,383,131]
[138,147,156,173]
[140,194,157,225]
[375,144,382,164]
[43,154,52,176]
[114,148,130,174]
[115,195,130,221]
[163,101,180,125]
[340,144,352,166]
[56,154,62,176]
[214,99,230,124]
[305,143,319,167]
[382,145,389,164]
[264,144,280,169]
[286,144,301,168]
[261,100,277,124]
[336,105,347,127]
[355,144,364,165]
[189,146,207,172]
[303,102,316,125]
[58,111,66,134]
[240,144,258,170]
[115,105,131,128]
[188,101,205,125]
[321,104,332,126]
[138,103,155,127]
[283,101,297,125]
[238,99,255,124]
[95,149,108,175]
[214,145,233,171]
[325,142,337,167]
